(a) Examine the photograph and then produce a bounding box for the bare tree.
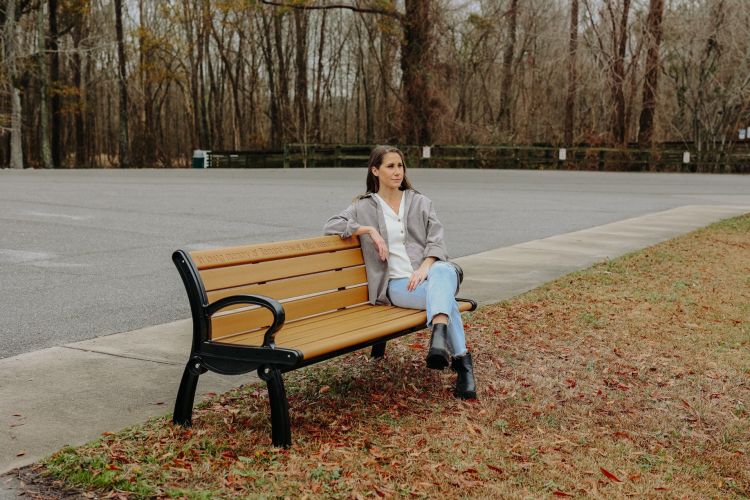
[114,0,129,167]
[637,0,664,147]
[37,0,52,168]
[400,0,440,144]
[611,0,631,145]
[47,0,62,166]
[497,0,518,130]
[293,9,309,143]
[3,0,24,168]
[261,0,438,145]
[70,4,88,166]
[312,9,327,142]
[563,0,578,146]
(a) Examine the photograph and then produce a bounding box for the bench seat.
[219,302,473,362]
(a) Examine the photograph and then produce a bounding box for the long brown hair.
[364,145,414,194]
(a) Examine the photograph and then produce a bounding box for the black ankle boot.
[451,353,477,399]
[426,323,451,370]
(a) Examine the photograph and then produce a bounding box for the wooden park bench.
[172,235,477,447]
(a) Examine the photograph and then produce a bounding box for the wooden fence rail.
[206,144,750,173]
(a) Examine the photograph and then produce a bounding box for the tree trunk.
[183,3,200,149]
[198,2,210,148]
[72,18,87,167]
[610,0,631,145]
[260,12,281,148]
[211,19,242,149]
[37,1,53,168]
[356,21,374,143]
[10,88,24,169]
[207,42,221,147]
[114,0,130,167]
[563,0,578,146]
[637,0,664,147]
[234,31,246,148]
[247,29,260,143]
[293,9,308,143]
[401,0,434,145]
[5,0,24,169]
[497,0,518,129]
[312,10,327,143]
[48,0,61,167]
[379,7,396,141]
[273,11,291,143]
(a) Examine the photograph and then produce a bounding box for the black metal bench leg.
[259,366,291,447]
[371,341,387,358]
[173,356,206,427]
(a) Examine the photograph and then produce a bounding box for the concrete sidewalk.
[1,204,747,478]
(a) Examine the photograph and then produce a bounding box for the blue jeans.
[387,261,468,357]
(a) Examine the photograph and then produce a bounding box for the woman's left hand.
[408,257,437,291]
[407,268,428,292]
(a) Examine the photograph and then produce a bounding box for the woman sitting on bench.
[324,145,477,399]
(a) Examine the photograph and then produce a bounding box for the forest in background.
[1,0,749,168]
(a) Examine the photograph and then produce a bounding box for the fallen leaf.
[406,342,423,350]
[600,467,621,482]
[553,491,574,497]
[487,464,503,474]
[319,386,331,394]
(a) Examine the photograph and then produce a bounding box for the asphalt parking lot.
[1,167,749,358]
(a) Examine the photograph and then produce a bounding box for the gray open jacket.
[323,189,449,305]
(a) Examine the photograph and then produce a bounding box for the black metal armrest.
[205,294,286,347]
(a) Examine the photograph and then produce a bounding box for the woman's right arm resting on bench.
[324,203,388,261]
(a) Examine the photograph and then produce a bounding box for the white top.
[373,193,413,279]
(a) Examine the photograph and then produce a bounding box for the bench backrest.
[187,235,368,341]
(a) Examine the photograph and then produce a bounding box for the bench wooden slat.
[274,305,402,339]
[191,235,360,270]
[199,248,365,291]
[210,285,369,339]
[206,266,367,308]
[300,314,428,360]
[277,300,473,339]
[220,302,473,358]
[281,309,422,348]
[213,304,376,343]
[276,304,471,350]
[222,305,412,346]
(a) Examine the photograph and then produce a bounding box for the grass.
[23,214,750,498]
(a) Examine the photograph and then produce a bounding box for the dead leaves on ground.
[37,215,750,498]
